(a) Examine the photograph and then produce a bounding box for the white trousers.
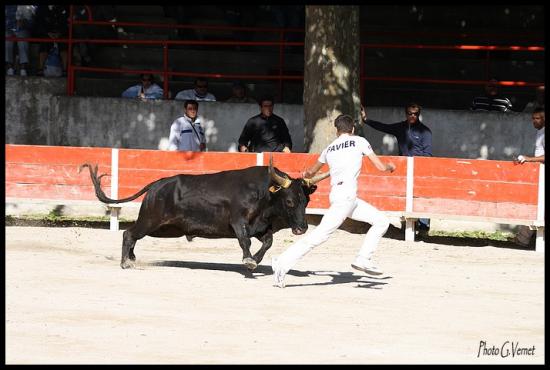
[276,188,390,274]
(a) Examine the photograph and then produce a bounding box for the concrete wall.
[6,77,537,159]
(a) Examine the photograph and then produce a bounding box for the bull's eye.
[285,199,295,208]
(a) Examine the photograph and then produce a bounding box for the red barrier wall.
[6,145,112,201]
[5,145,541,222]
[413,157,539,220]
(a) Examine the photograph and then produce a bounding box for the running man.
[271,114,396,288]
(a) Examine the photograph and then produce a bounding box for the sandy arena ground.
[5,225,545,364]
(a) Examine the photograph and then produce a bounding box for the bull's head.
[268,156,326,235]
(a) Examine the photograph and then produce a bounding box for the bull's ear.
[300,179,318,195]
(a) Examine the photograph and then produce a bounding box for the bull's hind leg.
[121,223,153,269]
[121,228,139,269]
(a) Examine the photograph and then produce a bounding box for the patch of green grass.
[429,230,513,241]
[13,213,132,222]
[6,214,135,226]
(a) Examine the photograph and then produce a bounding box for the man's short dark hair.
[194,77,208,86]
[184,100,199,109]
[533,107,545,115]
[258,96,274,106]
[140,73,154,82]
[405,102,422,113]
[334,114,355,133]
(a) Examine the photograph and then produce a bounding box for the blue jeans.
[417,218,430,230]
[5,29,30,65]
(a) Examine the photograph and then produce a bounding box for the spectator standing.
[361,102,432,233]
[524,85,545,113]
[121,73,164,100]
[512,107,545,247]
[33,5,69,76]
[5,5,36,76]
[174,77,216,102]
[471,78,513,112]
[71,5,93,66]
[271,114,396,288]
[226,81,256,103]
[168,100,207,152]
[238,96,292,153]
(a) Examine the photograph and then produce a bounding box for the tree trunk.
[303,6,361,153]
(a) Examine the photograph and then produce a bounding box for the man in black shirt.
[238,97,292,153]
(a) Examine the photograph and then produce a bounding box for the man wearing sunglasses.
[175,77,217,102]
[361,103,432,157]
[361,102,432,234]
[121,73,164,100]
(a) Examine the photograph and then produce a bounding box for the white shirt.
[168,115,206,152]
[174,89,216,102]
[535,127,545,157]
[318,134,373,193]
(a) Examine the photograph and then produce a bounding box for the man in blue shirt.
[121,73,164,100]
[361,102,432,157]
[361,102,432,233]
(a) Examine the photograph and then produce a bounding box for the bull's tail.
[79,163,159,204]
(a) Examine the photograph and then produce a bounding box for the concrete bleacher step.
[73,76,304,103]
[114,5,165,17]
[186,19,235,40]
[91,46,305,75]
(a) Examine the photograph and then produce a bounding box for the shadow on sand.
[147,259,391,289]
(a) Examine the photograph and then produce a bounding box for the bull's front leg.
[252,231,273,266]
[231,222,257,271]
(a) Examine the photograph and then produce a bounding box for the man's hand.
[239,145,248,152]
[282,146,291,153]
[516,155,526,164]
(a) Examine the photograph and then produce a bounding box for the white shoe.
[271,257,286,288]
[7,68,14,76]
[351,259,383,276]
[19,69,27,76]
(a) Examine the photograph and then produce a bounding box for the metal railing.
[5,5,545,102]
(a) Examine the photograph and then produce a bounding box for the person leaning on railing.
[32,5,69,76]
[512,107,545,248]
[121,73,164,101]
[361,102,432,234]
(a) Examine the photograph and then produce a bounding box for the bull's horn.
[268,154,292,189]
[304,171,330,187]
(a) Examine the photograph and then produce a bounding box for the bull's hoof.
[120,260,135,269]
[243,257,258,271]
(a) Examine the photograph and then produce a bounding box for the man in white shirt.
[271,114,396,288]
[168,100,206,152]
[121,73,164,100]
[513,107,545,247]
[174,77,216,102]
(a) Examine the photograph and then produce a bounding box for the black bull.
[80,160,327,270]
